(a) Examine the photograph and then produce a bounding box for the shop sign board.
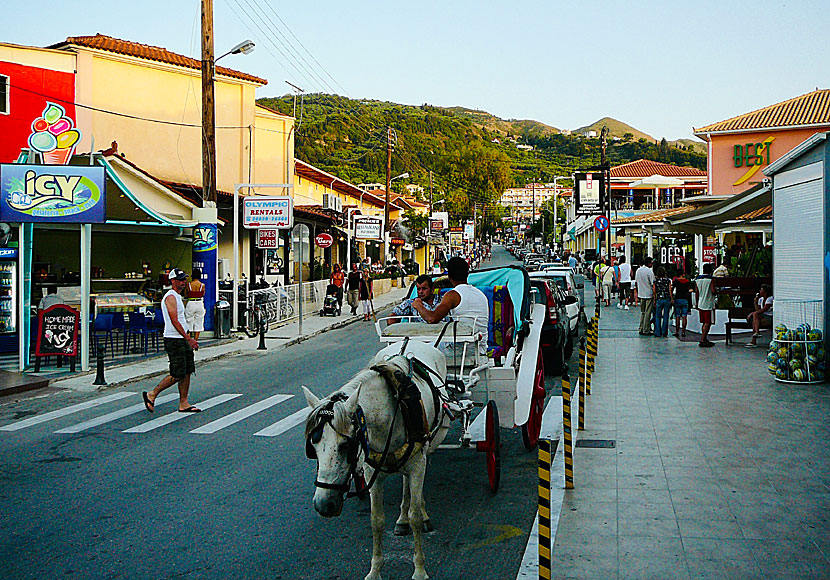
[449,232,463,247]
[354,216,384,240]
[660,246,686,267]
[257,229,279,249]
[429,218,444,232]
[243,196,293,229]
[703,246,716,264]
[315,232,334,248]
[463,222,475,241]
[574,172,605,216]
[0,164,106,223]
[35,304,79,357]
[431,212,449,230]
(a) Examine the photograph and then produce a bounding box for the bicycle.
[242,295,269,338]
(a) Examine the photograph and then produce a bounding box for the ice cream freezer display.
[0,253,18,334]
[93,293,152,314]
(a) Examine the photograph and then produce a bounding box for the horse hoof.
[422,519,433,533]
[394,522,411,536]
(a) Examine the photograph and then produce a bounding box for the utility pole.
[384,126,392,265]
[427,170,433,269]
[600,126,611,259]
[201,0,216,205]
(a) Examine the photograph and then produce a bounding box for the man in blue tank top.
[412,256,490,353]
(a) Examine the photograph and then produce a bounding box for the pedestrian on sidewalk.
[615,255,632,310]
[593,260,603,300]
[635,257,655,335]
[672,269,692,337]
[652,266,673,337]
[345,263,361,315]
[143,268,201,414]
[600,258,615,307]
[693,263,717,347]
[329,263,345,311]
[745,284,773,347]
[184,267,206,340]
[359,269,374,321]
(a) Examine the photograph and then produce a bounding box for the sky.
[7,0,829,141]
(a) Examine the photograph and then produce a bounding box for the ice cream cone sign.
[28,103,81,165]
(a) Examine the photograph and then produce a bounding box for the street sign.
[593,215,609,232]
[257,229,278,248]
[574,172,605,216]
[243,196,293,229]
[315,232,334,248]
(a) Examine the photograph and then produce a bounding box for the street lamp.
[217,39,255,61]
[551,175,568,252]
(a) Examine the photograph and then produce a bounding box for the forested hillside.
[257,94,707,216]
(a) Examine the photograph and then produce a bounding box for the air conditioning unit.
[322,194,342,213]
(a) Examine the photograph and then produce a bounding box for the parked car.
[529,278,575,375]
[530,270,581,355]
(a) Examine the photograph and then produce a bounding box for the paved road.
[0,248,554,580]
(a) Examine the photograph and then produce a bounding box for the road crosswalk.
[0,391,312,437]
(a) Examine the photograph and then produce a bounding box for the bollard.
[562,373,574,489]
[92,343,107,386]
[257,312,267,350]
[578,337,586,430]
[538,438,552,580]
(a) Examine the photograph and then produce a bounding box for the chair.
[149,307,165,330]
[109,312,127,354]
[92,313,116,358]
[127,312,160,355]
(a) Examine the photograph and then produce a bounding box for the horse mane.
[304,367,380,438]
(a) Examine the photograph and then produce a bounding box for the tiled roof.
[694,89,830,134]
[736,205,772,220]
[612,205,695,225]
[295,205,336,222]
[51,34,267,85]
[610,159,706,178]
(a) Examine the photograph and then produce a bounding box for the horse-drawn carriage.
[303,264,546,580]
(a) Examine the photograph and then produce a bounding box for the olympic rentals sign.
[243,196,293,229]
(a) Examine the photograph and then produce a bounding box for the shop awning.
[666,183,771,235]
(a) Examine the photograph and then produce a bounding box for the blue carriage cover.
[405,265,531,335]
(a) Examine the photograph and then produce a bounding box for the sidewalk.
[545,296,830,579]
[49,286,410,393]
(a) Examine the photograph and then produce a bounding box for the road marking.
[0,392,136,432]
[466,524,524,550]
[55,394,180,433]
[190,394,293,434]
[253,407,310,437]
[123,394,242,433]
[540,396,562,440]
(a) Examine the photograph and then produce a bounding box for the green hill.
[573,117,654,142]
[256,94,707,219]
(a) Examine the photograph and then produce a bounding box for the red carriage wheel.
[476,400,501,493]
[521,348,546,451]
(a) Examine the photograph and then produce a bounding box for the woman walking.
[359,269,374,321]
[652,266,673,338]
[184,267,206,340]
[672,269,692,337]
[330,263,345,310]
[600,258,615,307]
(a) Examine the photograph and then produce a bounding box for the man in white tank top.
[412,256,490,354]
[142,268,201,413]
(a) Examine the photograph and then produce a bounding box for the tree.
[622,132,634,142]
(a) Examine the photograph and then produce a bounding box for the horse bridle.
[306,403,370,495]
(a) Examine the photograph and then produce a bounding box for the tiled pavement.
[549,295,830,580]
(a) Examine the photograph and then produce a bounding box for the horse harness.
[305,355,446,498]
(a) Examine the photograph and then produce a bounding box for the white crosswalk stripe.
[190,394,293,434]
[54,394,180,434]
[123,394,242,433]
[0,392,136,432]
[253,407,310,437]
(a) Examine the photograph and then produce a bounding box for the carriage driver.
[411,256,490,354]
[388,274,439,324]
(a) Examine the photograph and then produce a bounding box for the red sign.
[257,229,278,249]
[703,246,716,264]
[315,232,334,248]
[593,216,609,232]
[390,238,405,246]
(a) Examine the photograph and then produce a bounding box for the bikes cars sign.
[257,229,279,248]
[243,197,293,229]
[354,216,384,240]
[0,164,106,223]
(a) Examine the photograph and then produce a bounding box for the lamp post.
[551,175,568,253]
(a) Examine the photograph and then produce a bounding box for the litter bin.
[214,300,231,338]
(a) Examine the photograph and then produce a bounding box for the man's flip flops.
[142,391,154,413]
[178,406,202,413]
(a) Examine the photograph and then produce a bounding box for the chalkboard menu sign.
[36,304,80,357]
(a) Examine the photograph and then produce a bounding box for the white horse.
[303,341,449,580]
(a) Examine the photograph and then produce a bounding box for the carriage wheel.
[521,348,546,451]
[476,400,501,493]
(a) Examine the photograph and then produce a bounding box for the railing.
[246,280,329,326]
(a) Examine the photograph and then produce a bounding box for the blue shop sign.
[0,164,106,223]
[0,248,18,259]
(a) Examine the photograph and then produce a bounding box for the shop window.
[0,75,8,115]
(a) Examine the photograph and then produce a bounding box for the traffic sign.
[593,216,609,232]
[315,232,334,248]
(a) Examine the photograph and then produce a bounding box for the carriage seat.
[480,285,515,363]
[381,320,475,338]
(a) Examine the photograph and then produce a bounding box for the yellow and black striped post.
[586,320,597,395]
[578,337,587,430]
[562,373,574,489]
[538,438,552,580]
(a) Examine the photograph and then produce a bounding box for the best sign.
[243,197,293,229]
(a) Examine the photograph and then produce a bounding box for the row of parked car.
[505,244,586,375]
